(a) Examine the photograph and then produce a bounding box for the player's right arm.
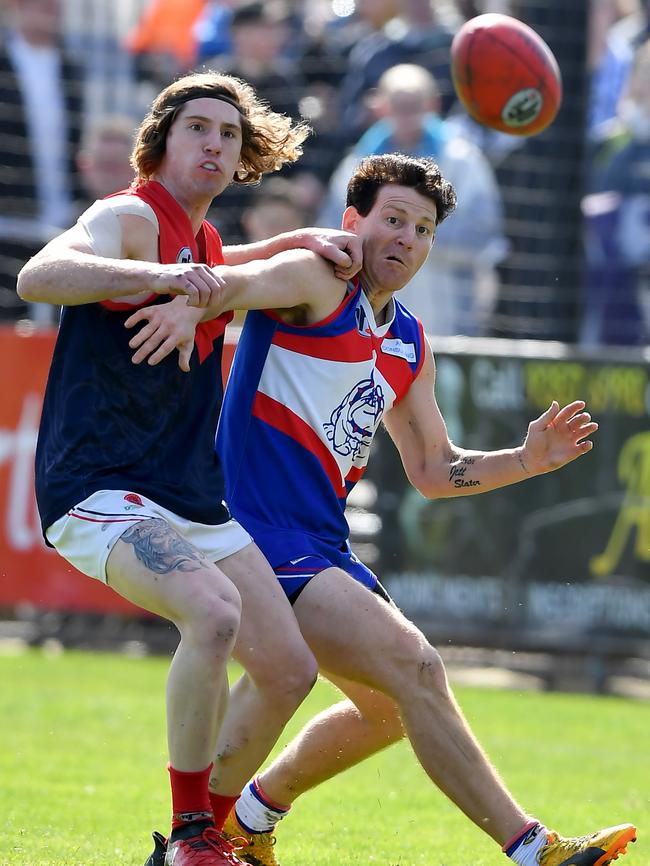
[204,248,344,318]
[125,248,346,369]
[16,200,220,308]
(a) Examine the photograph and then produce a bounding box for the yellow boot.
[539,824,636,866]
[222,811,281,866]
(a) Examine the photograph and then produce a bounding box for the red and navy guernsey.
[35,181,233,536]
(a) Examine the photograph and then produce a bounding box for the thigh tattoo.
[121,519,208,574]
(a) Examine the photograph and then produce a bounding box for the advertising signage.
[366,339,650,643]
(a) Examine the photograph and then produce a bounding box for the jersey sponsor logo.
[124,493,144,507]
[380,337,416,363]
[324,376,385,459]
[176,246,193,264]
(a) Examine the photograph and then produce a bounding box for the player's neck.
[361,282,392,326]
[152,174,211,236]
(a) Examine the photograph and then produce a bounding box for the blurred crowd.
[0,0,648,345]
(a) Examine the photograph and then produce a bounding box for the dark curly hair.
[131,71,310,185]
[346,153,456,225]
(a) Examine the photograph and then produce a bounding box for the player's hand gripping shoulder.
[519,400,598,474]
[289,228,362,281]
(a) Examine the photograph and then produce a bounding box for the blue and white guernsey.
[217,279,426,567]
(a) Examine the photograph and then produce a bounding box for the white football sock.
[235,777,290,833]
[506,822,549,866]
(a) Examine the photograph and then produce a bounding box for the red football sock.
[168,763,214,829]
[209,791,239,829]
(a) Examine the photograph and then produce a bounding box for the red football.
[450,13,562,136]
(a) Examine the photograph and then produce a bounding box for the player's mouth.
[385,254,406,267]
[199,161,221,173]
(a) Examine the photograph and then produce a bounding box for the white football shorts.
[46,489,252,584]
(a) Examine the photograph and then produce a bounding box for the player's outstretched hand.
[294,228,363,281]
[125,297,201,372]
[152,262,226,307]
[521,400,598,474]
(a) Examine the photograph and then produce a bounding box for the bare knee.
[276,649,319,710]
[243,641,318,715]
[178,574,242,655]
[413,645,450,696]
[384,632,449,701]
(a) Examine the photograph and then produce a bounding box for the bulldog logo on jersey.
[324,377,385,459]
[177,246,193,264]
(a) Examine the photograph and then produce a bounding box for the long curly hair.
[131,71,310,185]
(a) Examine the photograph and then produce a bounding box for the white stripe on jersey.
[257,345,397,480]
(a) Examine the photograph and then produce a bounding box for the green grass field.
[1,646,647,866]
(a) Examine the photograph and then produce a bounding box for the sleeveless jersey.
[217,280,426,566]
[36,181,233,533]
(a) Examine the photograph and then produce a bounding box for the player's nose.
[203,135,222,154]
[398,225,416,247]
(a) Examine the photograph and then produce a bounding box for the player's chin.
[385,270,414,293]
[207,178,229,197]
[197,170,228,195]
[382,259,411,284]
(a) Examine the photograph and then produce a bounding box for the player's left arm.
[222,227,362,281]
[383,339,598,499]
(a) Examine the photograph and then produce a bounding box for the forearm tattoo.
[121,519,208,574]
[449,456,481,489]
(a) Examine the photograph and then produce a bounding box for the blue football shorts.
[274,549,392,605]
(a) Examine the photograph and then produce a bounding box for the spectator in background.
[588,0,648,141]
[277,3,403,196]
[320,64,507,336]
[241,178,311,243]
[75,114,136,213]
[337,0,461,144]
[193,1,236,64]
[299,0,401,88]
[205,1,303,120]
[292,77,348,194]
[444,110,526,167]
[582,36,650,345]
[0,0,83,322]
[126,0,205,96]
[220,177,313,327]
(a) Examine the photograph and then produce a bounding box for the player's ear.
[342,205,360,232]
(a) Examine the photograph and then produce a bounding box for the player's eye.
[386,216,399,225]
[417,225,432,236]
[189,122,204,132]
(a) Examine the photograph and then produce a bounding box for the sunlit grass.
[1,647,647,865]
